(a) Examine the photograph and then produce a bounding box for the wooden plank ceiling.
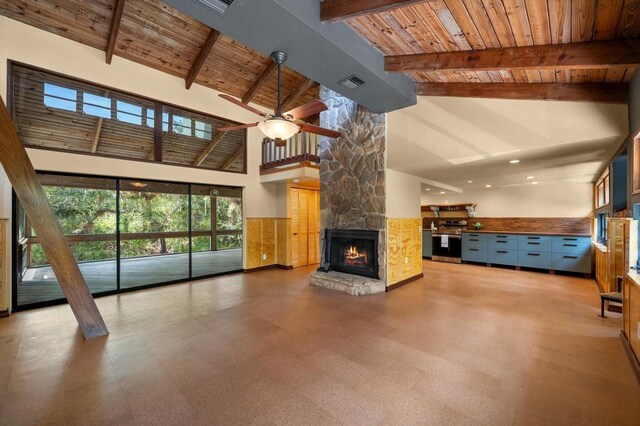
[0,0,319,112]
[340,0,640,102]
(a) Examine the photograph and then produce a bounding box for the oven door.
[432,234,462,263]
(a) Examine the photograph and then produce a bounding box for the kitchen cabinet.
[422,230,432,258]
[462,232,591,274]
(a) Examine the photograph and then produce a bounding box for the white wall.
[0,17,279,311]
[385,169,422,218]
[421,181,594,218]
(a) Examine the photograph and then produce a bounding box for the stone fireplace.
[309,88,387,295]
[324,229,379,279]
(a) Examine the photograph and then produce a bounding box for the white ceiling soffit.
[388,96,629,189]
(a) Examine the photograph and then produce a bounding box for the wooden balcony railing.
[261,132,320,171]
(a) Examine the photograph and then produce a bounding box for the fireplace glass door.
[326,229,379,279]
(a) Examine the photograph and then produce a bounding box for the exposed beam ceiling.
[415,82,629,103]
[280,78,317,112]
[320,0,431,22]
[194,131,227,167]
[385,39,640,73]
[242,62,277,104]
[185,28,221,90]
[105,0,125,65]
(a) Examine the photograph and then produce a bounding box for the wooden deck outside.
[17,249,242,306]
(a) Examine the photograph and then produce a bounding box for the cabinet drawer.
[518,251,552,269]
[487,234,518,250]
[552,252,591,273]
[517,235,551,252]
[551,237,591,254]
[487,248,518,266]
[462,247,487,263]
[462,233,487,248]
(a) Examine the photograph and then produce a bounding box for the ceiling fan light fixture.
[258,117,299,140]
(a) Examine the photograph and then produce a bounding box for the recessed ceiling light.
[485,184,492,188]
[525,176,534,179]
[532,181,539,185]
[467,180,473,183]
[440,191,446,194]
[510,160,520,164]
[425,188,431,191]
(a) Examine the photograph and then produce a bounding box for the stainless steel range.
[432,220,467,264]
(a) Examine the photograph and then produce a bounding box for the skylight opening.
[195,120,213,140]
[43,83,77,112]
[172,115,192,137]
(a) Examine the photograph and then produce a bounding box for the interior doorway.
[289,184,320,267]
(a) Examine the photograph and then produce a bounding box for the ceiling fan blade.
[299,123,341,139]
[218,94,266,117]
[285,99,328,120]
[217,122,259,131]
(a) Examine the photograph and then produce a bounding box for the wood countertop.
[460,230,592,237]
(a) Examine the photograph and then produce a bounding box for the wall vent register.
[338,75,366,90]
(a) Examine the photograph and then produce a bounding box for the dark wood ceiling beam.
[415,82,629,103]
[185,28,221,90]
[0,97,108,339]
[194,131,226,166]
[386,39,640,73]
[222,146,244,170]
[242,62,277,104]
[105,0,126,64]
[321,0,432,22]
[280,78,317,112]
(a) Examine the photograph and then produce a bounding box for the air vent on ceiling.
[195,0,234,15]
[338,75,365,90]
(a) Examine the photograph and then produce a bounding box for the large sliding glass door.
[13,173,243,309]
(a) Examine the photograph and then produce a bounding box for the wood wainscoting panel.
[595,244,609,292]
[629,280,640,358]
[387,219,403,285]
[388,218,423,286]
[245,218,263,270]
[262,219,276,266]
[276,218,292,267]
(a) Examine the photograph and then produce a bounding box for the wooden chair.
[600,275,623,318]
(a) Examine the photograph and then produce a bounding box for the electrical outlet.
[405,257,408,264]
[262,254,267,261]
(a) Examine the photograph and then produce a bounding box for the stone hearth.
[309,271,385,296]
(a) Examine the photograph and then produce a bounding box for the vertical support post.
[153,102,163,162]
[211,194,218,251]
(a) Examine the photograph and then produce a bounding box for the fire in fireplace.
[323,229,379,279]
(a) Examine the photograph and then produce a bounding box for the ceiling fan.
[217,51,341,142]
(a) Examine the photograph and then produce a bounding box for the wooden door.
[298,190,309,267]
[291,188,300,267]
[307,190,320,265]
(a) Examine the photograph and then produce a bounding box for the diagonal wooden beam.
[385,39,640,73]
[242,62,277,104]
[415,82,629,103]
[321,0,432,22]
[194,131,226,166]
[90,91,110,153]
[280,78,317,112]
[222,146,244,170]
[185,28,221,90]
[0,97,108,339]
[105,0,126,64]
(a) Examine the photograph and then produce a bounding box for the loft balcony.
[259,132,320,183]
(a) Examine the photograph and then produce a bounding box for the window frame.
[595,167,610,209]
[7,60,247,174]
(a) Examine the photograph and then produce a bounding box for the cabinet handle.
[469,234,479,237]
[563,244,577,247]
[496,235,508,238]
[497,240,507,243]
[527,242,540,245]
[527,237,540,240]
[293,232,298,235]
[528,253,540,256]
[496,250,508,254]
[470,238,479,241]
[563,238,578,241]
[469,248,479,251]
[563,255,578,259]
